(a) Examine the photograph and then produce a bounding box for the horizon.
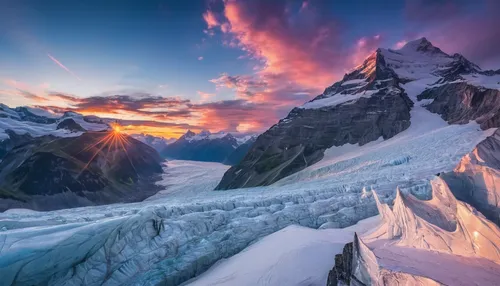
[1,0,499,138]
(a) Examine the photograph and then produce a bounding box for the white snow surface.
[300,89,377,109]
[0,116,80,140]
[353,177,500,285]
[185,216,379,286]
[0,105,109,141]
[462,73,500,91]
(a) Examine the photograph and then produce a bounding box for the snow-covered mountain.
[0,104,108,145]
[161,130,257,164]
[131,133,175,152]
[0,105,164,211]
[0,37,499,286]
[216,37,500,190]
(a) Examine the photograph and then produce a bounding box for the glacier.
[343,177,500,285]
[0,96,495,285]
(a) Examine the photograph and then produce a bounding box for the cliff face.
[418,82,500,129]
[216,37,500,190]
[216,88,413,189]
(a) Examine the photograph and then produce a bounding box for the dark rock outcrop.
[418,82,500,129]
[216,89,413,189]
[327,242,354,286]
[0,132,163,211]
[56,118,86,132]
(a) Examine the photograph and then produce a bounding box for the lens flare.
[77,127,136,177]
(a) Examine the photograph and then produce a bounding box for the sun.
[111,123,122,134]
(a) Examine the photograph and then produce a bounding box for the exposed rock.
[0,132,163,211]
[333,242,354,285]
[418,82,500,129]
[56,118,86,132]
[216,89,413,189]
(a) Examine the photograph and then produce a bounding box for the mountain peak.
[198,129,211,136]
[398,37,446,55]
[181,130,196,139]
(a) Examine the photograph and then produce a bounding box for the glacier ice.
[0,92,496,285]
[348,177,500,285]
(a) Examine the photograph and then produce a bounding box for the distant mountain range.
[216,37,500,190]
[0,104,259,210]
[131,133,176,152]
[161,130,257,165]
[0,105,163,211]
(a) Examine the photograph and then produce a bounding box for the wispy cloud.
[47,53,81,81]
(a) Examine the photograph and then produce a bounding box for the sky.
[1,0,499,138]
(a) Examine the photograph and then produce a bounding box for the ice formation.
[348,178,500,285]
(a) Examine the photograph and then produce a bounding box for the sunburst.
[77,124,137,177]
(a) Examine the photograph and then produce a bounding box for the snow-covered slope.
[0,104,109,141]
[185,216,379,286]
[329,177,500,285]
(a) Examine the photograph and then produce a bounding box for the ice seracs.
[331,177,500,285]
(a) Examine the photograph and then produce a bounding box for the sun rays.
[77,124,137,177]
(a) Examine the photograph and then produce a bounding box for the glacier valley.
[0,95,495,285]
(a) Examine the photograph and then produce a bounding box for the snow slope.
[0,105,109,141]
[185,216,379,286]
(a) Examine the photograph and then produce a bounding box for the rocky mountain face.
[162,130,256,164]
[418,82,500,129]
[0,131,163,211]
[216,37,500,190]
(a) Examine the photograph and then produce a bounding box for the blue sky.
[0,0,498,137]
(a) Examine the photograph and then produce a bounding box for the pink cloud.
[202,10,219,29]
[197,91,215,101]
[198,56,204,60]
[198,0,388,132]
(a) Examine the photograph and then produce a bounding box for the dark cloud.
[404,0,500,69]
